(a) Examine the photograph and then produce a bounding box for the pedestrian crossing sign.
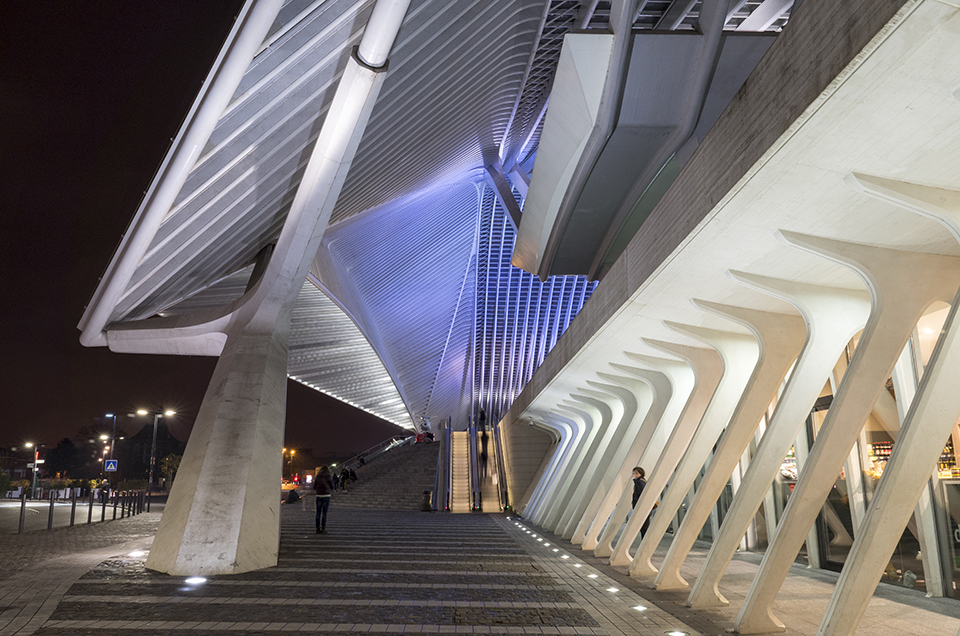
[105,459,118,472]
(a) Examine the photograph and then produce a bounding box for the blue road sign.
[105,459,118,472]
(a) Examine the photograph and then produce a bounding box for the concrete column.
[526,413,577,523]
[540,404,597,531]
[568,377,647,544]
[145,0,410,570]
[736,232,960,634]
[606,338,725,566]
[593,345,718,558]
[523,415,567,520]
[811,174,960,634]
[580,365,676,550]
[549,395,612,534]
[816,303,960,635]
[653,302,806,589]
[626,322,759,575]
[686,273,871,609]
[559,384,630,540]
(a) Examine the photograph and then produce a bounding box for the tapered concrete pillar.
[626,322,759,576]
[815,175,960,635]
[568,377,642,544]
[736,233,960,634]
[549,395,611,534]
[687,275,871,609]
[654,301,805,589]
[592,347,715,558]
[559,386,627,540]
[579,367,675,550]
[605,338,724,565]
[541,404,597,531]
[146,0,410,574]
[523,414,569,520]
[527,413,578,524]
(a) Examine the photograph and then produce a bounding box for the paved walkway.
[2,501,960,635]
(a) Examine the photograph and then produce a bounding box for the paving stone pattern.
[28,506,699,636]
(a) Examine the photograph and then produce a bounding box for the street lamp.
[137,409,175,488]
[23,443,44,499]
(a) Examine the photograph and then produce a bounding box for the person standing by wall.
[315,465,335,534]
[632,467,651,537]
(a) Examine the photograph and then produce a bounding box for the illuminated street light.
[137,409,176,488]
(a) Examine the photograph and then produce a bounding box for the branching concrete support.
[547,396,610,533]
[558,387,627,540]
[735,233,960,634]
[580,365,677,551]
[527,413,579,524]
[604,339,723,565]
[687,275,871,609]
[569,376,648,544]
[626,323,759,575]
[814,175,960,635]
[541,404,597,531]
[524,414,575,520]
[593,347,716,558]
[145,0,411,575]
[653,302,805,589]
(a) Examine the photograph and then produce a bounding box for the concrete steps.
[331,442,439,510]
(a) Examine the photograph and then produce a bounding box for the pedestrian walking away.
[315,465,335,533]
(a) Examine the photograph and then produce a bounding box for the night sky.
[0,2,406,456]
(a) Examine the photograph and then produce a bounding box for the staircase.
[331,442,438,510]
[450,431,471,513]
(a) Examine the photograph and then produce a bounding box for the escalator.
[450,431,471,513]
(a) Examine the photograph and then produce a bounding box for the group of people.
[336,467,357,491]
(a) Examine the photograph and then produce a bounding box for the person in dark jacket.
[315,465,335,534]
[632,467,651,537]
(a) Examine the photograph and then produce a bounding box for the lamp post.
[137,409,175,488]
[24,443,44,499]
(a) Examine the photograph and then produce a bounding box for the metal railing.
[340,434,414,471]
[10,489,148,534]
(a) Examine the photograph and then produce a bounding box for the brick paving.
[5,502,960,635]
[10,505,700,636]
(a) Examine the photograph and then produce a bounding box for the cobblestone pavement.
[6,504,960,636]
[17,507,699,636]
[0,511,160,636]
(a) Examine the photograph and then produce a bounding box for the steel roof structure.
[80,0,790,430]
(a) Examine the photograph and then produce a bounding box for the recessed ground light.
[184,577,207,585]
[561,555,569,559]
[607,587,619,593]
[588,574,598,579]
[537,538,543,542]
[665,632,688,636]
[128,550,145,558]
[574,564,582,568]
[531,534,537,538]
[552,549,559,552]
[543,543,550,546]
[633,605,647,611]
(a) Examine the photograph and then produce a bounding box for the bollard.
[120,491,126,519]
[18,493,26,534]
[101,490,107,522]
[70,489,77,526]
[146,484,151,513]
[47,490,55,530]
[87,489,94,524]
